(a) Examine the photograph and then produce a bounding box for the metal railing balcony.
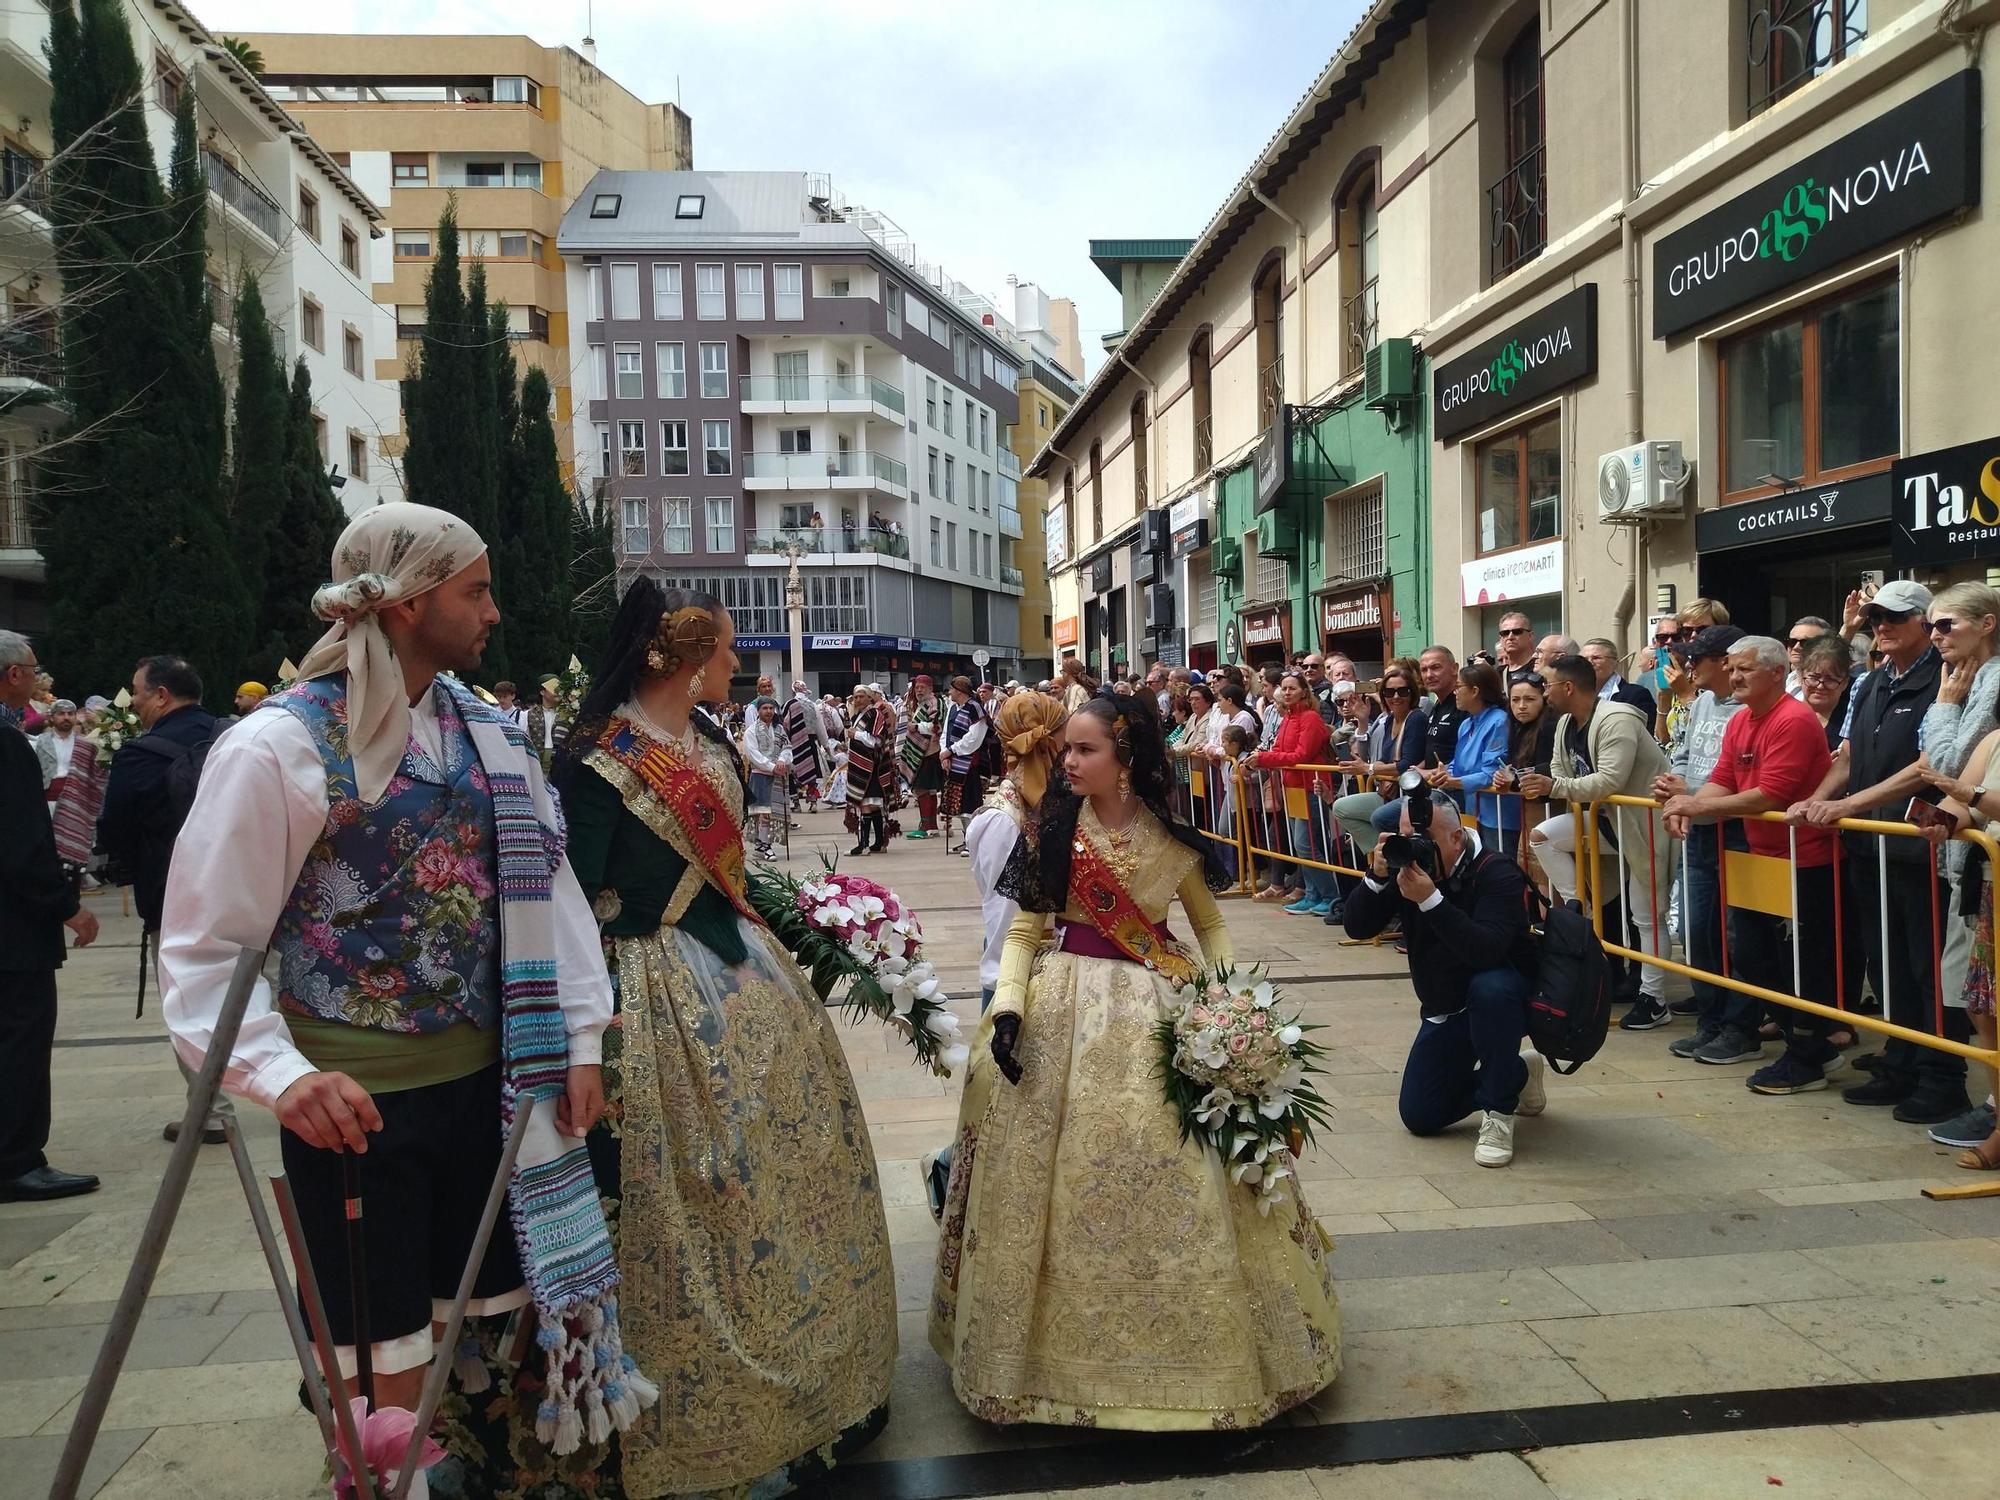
[1,147,47,219]
[742,450,909,489]
[746,525,910,559]
[203,149,282,242]
[0,482,34,550]
[0,318,58,386]
[1259,355,1284,428]
[1488,144,1546,282]
[738,373,905,414]
[1342,277,1379,379]
[1194,410,1213,473]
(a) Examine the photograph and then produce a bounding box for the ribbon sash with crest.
[1067,833,1200,984]
[596,718,761,925]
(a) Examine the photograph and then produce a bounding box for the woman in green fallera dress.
[501,578,896,1498]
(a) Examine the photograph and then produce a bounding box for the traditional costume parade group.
[157,501,1342,1498]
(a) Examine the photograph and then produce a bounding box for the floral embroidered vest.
[270,674,501,1034]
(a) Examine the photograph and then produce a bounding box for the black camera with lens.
[1381,768,1440,876]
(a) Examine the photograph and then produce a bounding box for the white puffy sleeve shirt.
[159,693,612,1109]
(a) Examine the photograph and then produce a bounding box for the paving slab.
[0,1426,150,1500]
[1304,1453,1556,1499]
[1766,1290,2000,1380]
[1330,1220,1643,1279]
[1546,1247,1862,1314]
[1303,1321,1602,1422]
[1836,1412,1996,1500]
[1525,1424,1926,1499]
[1526,1305,1864,1399]
[1590,1201,1942,1259]
[1337,1267,1594,1333]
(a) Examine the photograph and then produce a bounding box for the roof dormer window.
[675,194,705,219]
[590,193,622,219]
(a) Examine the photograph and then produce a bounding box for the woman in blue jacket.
[1415,661,1512,853]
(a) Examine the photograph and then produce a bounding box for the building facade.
[245,32,695,487]
[993,277,1082,681]
[556,171,1025,695]
[1036,0,2000,679]
[0,0,401,636]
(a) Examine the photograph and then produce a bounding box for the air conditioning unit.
[1132,546,1160,586]
[1597,440,1691,520]
[1211,535,1242,580]
[1146,583,1176,630]
[1257,507,1300,558]
[1364,337,1417,410]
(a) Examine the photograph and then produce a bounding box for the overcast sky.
[196,0,1370,376]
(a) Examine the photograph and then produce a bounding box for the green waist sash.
[286,1012,500,1094]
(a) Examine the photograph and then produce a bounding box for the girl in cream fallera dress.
[929,689,1341,1430]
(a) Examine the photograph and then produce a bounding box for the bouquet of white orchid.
[746,858,967,1076]
[1154,964,1331,1214]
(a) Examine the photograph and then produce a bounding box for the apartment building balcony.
[0,317,61,419]
[744,525,911,562]
[997,446,1021,479]
[204,149,283,246]
[999,565,1024,590]
[741,450,909,499]
[0,146,48,226]
[999,504,1023,540]
[738,373,905,423]
[0,477,41,583]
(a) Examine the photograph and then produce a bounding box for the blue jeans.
[1399,967,1532,1133]
[1685,823,1755,1030]
[1289,815,1336,904]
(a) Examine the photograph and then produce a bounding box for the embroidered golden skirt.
[928,949,1342,1430]
[612,920,897,1496]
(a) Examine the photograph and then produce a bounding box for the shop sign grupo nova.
[1893,436,2000,565]
[1652,69,1980,339]
[1433,286,1597,443]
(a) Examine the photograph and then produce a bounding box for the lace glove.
[991,1013,1023,1085]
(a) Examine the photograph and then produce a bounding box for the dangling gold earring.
[687,669,705,701]
[1118,766,1132,803]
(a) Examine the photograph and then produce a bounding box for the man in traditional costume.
[899,675,945,836]
[782,680,827,807]
[845,683,897,855]
[160,503,655,1447]
[941,675,991,841]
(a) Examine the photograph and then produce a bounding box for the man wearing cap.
[34,698,79,809]
[1652,625,1750,1062]
[1791,579,1967,1124]
[159,503,650,1440]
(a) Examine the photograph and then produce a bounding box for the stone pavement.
[5,806,2000,1498]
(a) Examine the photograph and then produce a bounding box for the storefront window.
[1720,278,1897,499]
[1474,411,1560,555]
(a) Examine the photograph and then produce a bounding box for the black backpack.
[1523,886,1613,1075]
[133,726,220,851]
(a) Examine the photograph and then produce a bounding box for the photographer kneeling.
[1344,777,1546,1167]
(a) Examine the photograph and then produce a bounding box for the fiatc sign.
[1893,438,2000,565]
[1653,70,1979,339]
[1433,286,1598,443]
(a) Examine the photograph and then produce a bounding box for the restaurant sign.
[1893,437,2000,565]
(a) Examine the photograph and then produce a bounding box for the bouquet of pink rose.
[1155,964,1330,1214]
[747,858,967,1076]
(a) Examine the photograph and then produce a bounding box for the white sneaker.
[1516,1048,1548,1118]
[1474,1111,1516,1168]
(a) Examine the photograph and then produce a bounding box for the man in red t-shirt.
[1663,637,1841,1094]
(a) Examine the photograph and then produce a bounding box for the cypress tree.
[168,86,225,501]
[503,367,572,680]
[254,358,346,673]
[403,199,480,522]
[42,0,245,701]
[570,483,617,674]
[228,276,289,638]
[464,261,506,677]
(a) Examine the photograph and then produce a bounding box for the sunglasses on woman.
[1381,685,1413,699]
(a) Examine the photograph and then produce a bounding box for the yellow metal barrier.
[1585,793,2000,1201]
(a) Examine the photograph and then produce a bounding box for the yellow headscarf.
[995,691,1068,812]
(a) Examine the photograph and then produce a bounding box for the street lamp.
[784,537,807,690]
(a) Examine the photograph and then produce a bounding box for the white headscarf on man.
[293,502,488,803]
